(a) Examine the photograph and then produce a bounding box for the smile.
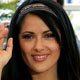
[32,54,49,62]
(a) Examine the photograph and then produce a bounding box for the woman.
[0,0,80,80]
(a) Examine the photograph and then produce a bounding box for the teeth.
[33,55,47,58]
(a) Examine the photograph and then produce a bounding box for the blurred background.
[0,0,80,40]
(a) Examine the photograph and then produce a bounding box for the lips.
[32,54,49,62]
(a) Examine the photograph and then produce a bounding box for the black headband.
[16,3,57,23]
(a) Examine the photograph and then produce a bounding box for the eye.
[22,34,34,39]
[44,33,55,39]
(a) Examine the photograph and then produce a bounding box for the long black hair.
[2,0,80,80]
[57,0,64,6]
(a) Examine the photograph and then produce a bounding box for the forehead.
[20,14,50,33]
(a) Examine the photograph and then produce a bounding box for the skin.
[54,0,57,2]
[0,22,13,80]
[19,14,60,80]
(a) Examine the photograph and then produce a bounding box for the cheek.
[49,41,60,66]
[19,40,34,54]
[46,39,60,52]
[46,40,60,59]
[19,41,34,65]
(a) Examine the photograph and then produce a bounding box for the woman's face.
[19,14,60,73]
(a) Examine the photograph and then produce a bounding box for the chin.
[29,65,50,73]
[34,68,47,73]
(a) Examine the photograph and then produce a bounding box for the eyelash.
[44,33,55,39]
[22,35,34,39]
[22,33,55,40]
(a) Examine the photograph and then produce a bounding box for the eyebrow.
[43,30,51,34]
[21,31,34,35]
[21,30,51,35]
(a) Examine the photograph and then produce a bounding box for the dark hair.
[57,0,64,6]
[2,0,80,80]
[25,0,64,6]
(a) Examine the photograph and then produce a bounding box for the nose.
[34,38,44,52]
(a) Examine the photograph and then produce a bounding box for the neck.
[31,64,58,80]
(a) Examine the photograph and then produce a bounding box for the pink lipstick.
[32,54,49,62]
